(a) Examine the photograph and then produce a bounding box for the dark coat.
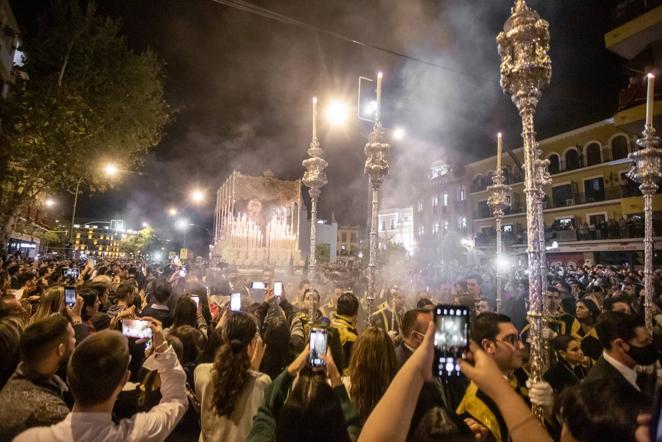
[584,355,651,406]
[543,360,586,396]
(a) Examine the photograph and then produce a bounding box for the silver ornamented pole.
[498,0,551,422]
[487,134,511,314]
[364,72,390,325]
[628,74,662,332]
[303,97,328,319]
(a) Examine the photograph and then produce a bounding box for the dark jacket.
[543,360,586,396]
[140,304,173,328]
[0,364,70,441]
[584,355,651,406]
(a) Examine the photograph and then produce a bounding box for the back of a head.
[402,309,429,338]
[472,312,512,344]
[596,311,639,349]
[276,371,350,442]
[337,292,359,317]
[20,315,68,368]
[169,325,205,365]
[32,287,64,321]
[0,316,23,387]
[410,407,475,442]
[559,379,646,442]
[347,327,397,420]
[260,314,291,380]
[172,296,197,328]
[115,282,135,300]
[153,279,172,304]
[67,330,129,407]
[211,311,257,417]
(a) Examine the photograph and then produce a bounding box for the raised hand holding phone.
[287,346,310,376]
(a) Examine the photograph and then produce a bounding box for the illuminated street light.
[175,218,190,231]
[392,127,406,141]
[363,100,378,116]
[190,189,205,204]
[45,198,56,208]
[325,100,350,125]
[167,207,178,216]
[142,222,149,228]
[103,163,119,177]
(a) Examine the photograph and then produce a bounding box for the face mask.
[626,343,658,366]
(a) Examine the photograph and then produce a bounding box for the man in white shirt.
[15,318,188,442]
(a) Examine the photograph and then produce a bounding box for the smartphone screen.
[121,319,153,340]
[190,295,200,307]
[251,281,266,290]
[179,268,187,278]
[64,286,76,307]
[434,304,469,378]
[230,292,241,312]
[273,281,283,297]
[309,328,328,368]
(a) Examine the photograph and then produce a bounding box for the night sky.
[12,0,624,252]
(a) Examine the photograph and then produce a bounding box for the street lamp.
[142,222,150,228]
[392,127,406,141]
[190,189,205,204]
[325,100,350,126]
[103,163,119,177]
[175,218,190,249]
[167,207,178,217]
[44,198,56,208]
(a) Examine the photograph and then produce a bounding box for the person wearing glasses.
[456,313,553,442]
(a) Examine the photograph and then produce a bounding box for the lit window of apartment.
[432,223,439,234]
[432,196,439,207]
[458,217,467,229]
[443,221,449,231]
[443,193,449,207]
[417,200,424,212]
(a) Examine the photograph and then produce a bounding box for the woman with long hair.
[570,298,602,362]
[543,335,588,396]
[259,314,292,380]
[344,327,398,420]
[169,295,207,337]
[194,311,267,441]
[29,287,64,323]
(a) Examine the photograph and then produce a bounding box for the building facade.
[336,224,360,257]
[72,222,134,258]
[377,207,415,254]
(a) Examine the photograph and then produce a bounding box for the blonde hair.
[30,287,65,324]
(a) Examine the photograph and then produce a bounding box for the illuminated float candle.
[646,73,655,126]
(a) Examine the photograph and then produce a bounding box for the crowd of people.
[0,251,661,441]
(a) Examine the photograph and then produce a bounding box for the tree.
[0,0,170,242]
[119,225,156,256]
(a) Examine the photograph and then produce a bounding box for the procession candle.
[375,72,383,123]
[497,132,503,171]
[646,73,655,126]
[312,97,318,140]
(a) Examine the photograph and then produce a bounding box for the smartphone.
[190,295,200,307]
[121,319,153,340]
[251,281,266,290]
[309,327,328,368]
[433,304,470,378]
[230,292,241,312]
[273,281,283,297]
[64,286,76,307]
[179,268,187,278]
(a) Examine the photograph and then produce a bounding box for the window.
[443,220,449,231]
[390,219,396,230]
[558,218,574,229]
[548,154,560,174]
[432,196,439,207]
[417,200,424,212]
[477,200,490,218]
[458,186,466,201]
[552,184,573,207]
[380,221,385,231]
[585,142,601,166]
[418,225,425,236]
[351,232,357,242]
[584,177,605,202]
[443,193,449,207]
[458,217,467,229]
[611,135,629,160]
[588,214,606,225]
[503,224,513,232]
[432,223,439,234]
[341,232,347,242]
[565,148,580,170]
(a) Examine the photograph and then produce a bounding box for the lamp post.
[628,74,662,332]
[302,97,328,292]
[69,177,83,244]
[487,134,511,313]
[497,0,552,422]
[364,72,390,325]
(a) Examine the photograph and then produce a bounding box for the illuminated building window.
[417,200,424,212]
[443,193,449,207]
[443,221,449,231]
[432,196,439,207]
[418,225,424,236]
[432,223,439,234]
[458,217,467,229]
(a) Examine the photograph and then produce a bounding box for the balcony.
[610,0,662,29]
[605,1,662,59]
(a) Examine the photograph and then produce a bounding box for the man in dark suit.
[395,308,468,438]
[587,311,655,404]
